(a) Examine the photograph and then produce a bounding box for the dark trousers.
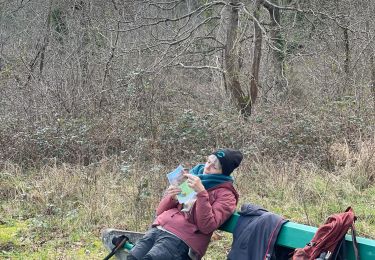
[127,227,190,260]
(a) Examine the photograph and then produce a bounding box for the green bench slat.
[219,212,239,233]
[219,213,375,260]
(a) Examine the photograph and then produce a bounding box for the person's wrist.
[196,185,205,193]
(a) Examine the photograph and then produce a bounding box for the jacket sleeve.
[194,188,237,234]
[156,194,179,216]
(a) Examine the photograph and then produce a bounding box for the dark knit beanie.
[212,148,243,176]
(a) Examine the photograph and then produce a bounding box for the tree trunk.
[343,26,350,96]
[371,54,375,109]
[261,0,286,93]
[79,1,90,88]
[224,0,251,116]
[39,0,53,75]
[365,21,374,110]
[335,0,350,97]
[250,0,262,106]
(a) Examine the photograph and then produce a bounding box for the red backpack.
[292,207,359,260]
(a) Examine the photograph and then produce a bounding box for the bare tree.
[1,0,375,121]
[260,0,286,93]
[250,0,262,108]
[224,0,251,116]
[371,54,375,109]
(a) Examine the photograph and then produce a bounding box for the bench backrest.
[219,213,375,260]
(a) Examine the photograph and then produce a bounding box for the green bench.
[103,212,375,259]
[220,212,375,260]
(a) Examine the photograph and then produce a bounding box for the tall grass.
[1,138,374,258]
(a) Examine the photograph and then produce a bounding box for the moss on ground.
[0,220,106,259]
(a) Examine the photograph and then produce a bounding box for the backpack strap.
[345,206,360,260]
[103,235,130,260]
[330,237,345,260]
[329,224,360,260]
[351,224,360,260]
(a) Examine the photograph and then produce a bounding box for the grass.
[0,220,105,259]
[0,139,374,259]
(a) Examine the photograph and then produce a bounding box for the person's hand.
[184,174,205,193]
[165,185,181,201]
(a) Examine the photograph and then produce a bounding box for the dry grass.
[1,139,375,258]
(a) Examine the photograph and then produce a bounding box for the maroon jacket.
[152,182,239,259]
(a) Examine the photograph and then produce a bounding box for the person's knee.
[143,243,188,260]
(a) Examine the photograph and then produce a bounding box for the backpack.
[292,207,359,260]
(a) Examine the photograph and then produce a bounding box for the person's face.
[203,155,223,174]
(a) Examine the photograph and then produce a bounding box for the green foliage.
[50,8,68,43]
[0,221,26,245]
[0,220,27,257]
[275,36,286,61]
[92,27,106,48]
[0,63,13,79]
[158,109,215,163]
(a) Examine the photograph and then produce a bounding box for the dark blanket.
[227,203,288,260]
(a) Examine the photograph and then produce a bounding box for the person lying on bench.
[127,148,243,260]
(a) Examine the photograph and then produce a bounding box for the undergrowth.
[1,138,374,259]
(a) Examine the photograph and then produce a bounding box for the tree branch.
[111,1,226,33]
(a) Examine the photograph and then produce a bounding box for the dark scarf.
[190,164,234,189]
[197,173,234,190]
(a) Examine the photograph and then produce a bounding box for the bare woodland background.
[0,0,374,167]
[0,0,375,258]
